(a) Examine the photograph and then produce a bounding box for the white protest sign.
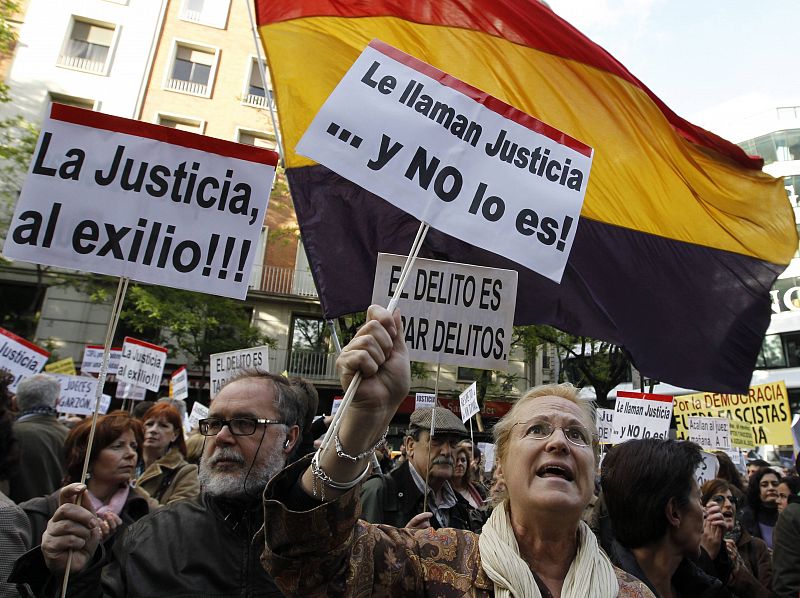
[687,416,731,450]
[187,402,209,431]
[479,442,496,473]
[415,392,436,410]
[117,337,167,393]
[459,382,480,423]
[209,345,270,398]
[296,40,593,283]
[611,390,673,443]
[3,104,278,300]
[98,393,111,414]
[81,345,122,375]
[372,254,517,369]
[0,326,49,392]
[596,408,614,444]
[171,366,189,401]
[53,374,110,415]
[331,397,343,416]
[695,451,720,488]
[115,380,147,401]
[792,414,800,456]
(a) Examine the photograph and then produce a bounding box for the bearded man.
[10,371,300,598]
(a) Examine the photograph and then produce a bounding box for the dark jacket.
[772,497,800,597]
[359,459,482,531]
[741,504,779,548]
[613,541,733,598]
[8,415,68,503]
[726,527,773,598]
[11,493,282,597]
[20,487,150,549]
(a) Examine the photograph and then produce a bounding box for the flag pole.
[61,276,129,598]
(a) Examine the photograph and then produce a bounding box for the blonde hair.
[491,383,598,504]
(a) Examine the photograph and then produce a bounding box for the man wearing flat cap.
[360,406,483,531]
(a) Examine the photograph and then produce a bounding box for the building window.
[242,57,274,109]
[165,42,218,97]
[156,113,205,133]
[58,18,116,75]
[236,128,276,150]
[179,0,231,29]
[48,92,96,114]
[288,315,330,377]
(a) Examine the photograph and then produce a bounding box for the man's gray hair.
[223,369,302,430]
[16,374,61,411]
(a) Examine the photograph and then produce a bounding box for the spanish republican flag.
[256,1,796,394]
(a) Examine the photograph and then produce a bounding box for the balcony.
[242,92,276,110]
[165,77,209,97]
[250,265,318,298]
[268,348,337,380]
[57,51,106,74]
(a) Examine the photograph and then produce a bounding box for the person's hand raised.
[41,483,101,574]
[336,305,410,421]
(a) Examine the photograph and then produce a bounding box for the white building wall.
[5,0,166,122]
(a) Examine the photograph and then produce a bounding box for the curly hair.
[747,467,781,515]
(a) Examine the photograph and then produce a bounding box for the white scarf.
[478,501,618,598]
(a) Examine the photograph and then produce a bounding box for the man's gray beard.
[199,445,286,500]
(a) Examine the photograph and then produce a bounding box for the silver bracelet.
[335,426,389,462]
[310,449,371,501]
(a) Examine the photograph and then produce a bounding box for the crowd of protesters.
[0,308,799,597]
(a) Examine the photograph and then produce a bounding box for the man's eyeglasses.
[198,417,284,436]
[514,418,595,447]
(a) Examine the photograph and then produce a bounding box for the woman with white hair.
[261,306,654,597]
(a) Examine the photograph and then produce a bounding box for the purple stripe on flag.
[289,165,782,394]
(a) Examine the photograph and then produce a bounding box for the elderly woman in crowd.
[136,402,199,505]
[261,306,653,597]
[742,467,782,550]
[701,478,773,596]
[602,439,740,598]
[20,411,155,546]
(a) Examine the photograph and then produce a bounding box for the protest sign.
[611,390,673,443]
[596,408,614,444]
[459,382,479,423]
[478,441,496,473]
[187,402,209,431]
[171,366,189,401]
[728,419,755,449]
[45,357,76,375]
[296,40,593,283]
[372,254,517,369]
[331,397,343,416]
[695,451,720,487]
[415,392,436,410]
[0,326,49,392]
[792,414,799,455]
[53,374,110,415]
[117,337,167,393]
[673,381,792,445]
[81,345,122,375]
[687,416,731,450]
[3,104,278,300]
[115,380,147,401]
[209,345,270,398]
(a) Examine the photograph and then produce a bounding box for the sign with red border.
[0,326,50,392]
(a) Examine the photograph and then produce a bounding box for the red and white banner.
[117,337,167,393]
[3,104,278,299]
[296,40,593,283]
[171,366,189,401]
[611,390,674,443]
[0,326,49,392]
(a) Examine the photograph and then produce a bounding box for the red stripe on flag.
[255,0,761,169]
